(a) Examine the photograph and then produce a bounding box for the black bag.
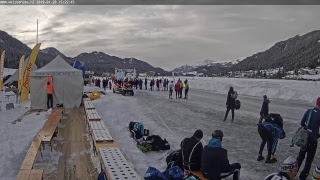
[129,122,149,139]
[235,100,241,110]
[145,135,170,151]
[166,149,183,170]
[265,113,283,128]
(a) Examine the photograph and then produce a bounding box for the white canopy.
[30,55,84,109]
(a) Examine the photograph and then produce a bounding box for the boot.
[223,118,226,121]
[231,118,234,122]
[257,155,264,161]
[265,158,277,163]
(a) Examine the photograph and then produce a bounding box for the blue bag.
[144,166,168,180]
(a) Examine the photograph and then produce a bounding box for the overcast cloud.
[1,5,320,70]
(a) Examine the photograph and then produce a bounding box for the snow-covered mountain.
[172,59,243,75]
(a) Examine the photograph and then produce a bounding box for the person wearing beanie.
[201,130,241,180]
[312,165,320,180]
[259,95,270,124]
[296,97,320,180]
[265,156,298,180]
[180,129,203,171]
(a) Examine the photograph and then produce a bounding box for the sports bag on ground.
[144,166,168,180]
[166,149,183,170]
[129,122,149,139]
[145,135,170,151]
[235,100,241,110]
[162,166,184,180]
[291,110,313,150]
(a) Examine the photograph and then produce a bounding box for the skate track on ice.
[93,88,318,180]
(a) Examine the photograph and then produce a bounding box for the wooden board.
[20,141,41,170]
[28,169,43,180]
[44,115,61,126]
[37,125,56,142]
[89,121,107,130]
[16,169,31,180]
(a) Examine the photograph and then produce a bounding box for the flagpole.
[37,19,38,44]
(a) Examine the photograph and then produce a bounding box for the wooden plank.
[20,146,39,170]
[16,169,31,180]
[44,115,61,126]
[92,129,113,142]
[96,141,119,149]
[185,170,208,180]
[28,169,43,180]
[89,121,107,130]
[41,125,56,142]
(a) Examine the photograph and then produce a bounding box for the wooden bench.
[98,147,142,180]
[185,170,208,180]
[28,169,43,180]
[20,140,42,170]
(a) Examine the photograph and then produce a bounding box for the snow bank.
[173,77,320,104]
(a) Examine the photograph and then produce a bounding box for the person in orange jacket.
[47,76,53,109]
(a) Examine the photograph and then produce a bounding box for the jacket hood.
[207,138,221,148]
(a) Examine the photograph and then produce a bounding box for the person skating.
[180,130,203,171]
[259,95,270,124]
[102,78,107,91]
[296,97,320,180]
[265,156,298,180]
[257,115,286,163]
[46,76,53,110]
[184,79,189,99]
[168,80,174,99]
[175,81,180,99]
[179,80,184,98]
[201,130,241,180]
[144,78,148,90]
[224,87,237,122]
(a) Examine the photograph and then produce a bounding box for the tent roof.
[30,55,82,76]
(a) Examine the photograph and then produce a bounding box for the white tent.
[30,55,84,109]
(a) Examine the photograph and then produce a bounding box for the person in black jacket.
[201,130,241,180]
[224,87,236,122]
[259,95,270,124]
[180,130,203,171]
[296,97,320,180]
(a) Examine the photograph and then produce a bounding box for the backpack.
[291,110,313,150]
[145,135,170,151]
[162,166,184,180]
[166,149,183,170]
[129,122,149,139]
[231,91,238,99]
[235,100,241,110]
[144,166,168,180]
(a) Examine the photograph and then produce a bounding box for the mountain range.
[1,29,320,77]
[0,30,169,76]
[173,30,320,76]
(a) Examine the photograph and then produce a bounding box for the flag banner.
[20,43,41,102]
[0,50,5,91]
[18,55,25,90]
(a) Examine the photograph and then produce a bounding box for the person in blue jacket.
[296,97,320,180]
[201,130,241,180]
[257,115,286,163]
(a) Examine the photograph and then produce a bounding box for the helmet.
[212,130,224,138]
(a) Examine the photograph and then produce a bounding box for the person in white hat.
[265,156,298,180]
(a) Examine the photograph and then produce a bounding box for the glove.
[232,163,241,169]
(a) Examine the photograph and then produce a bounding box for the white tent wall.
[30,75,83,109]
[29,55,84,110]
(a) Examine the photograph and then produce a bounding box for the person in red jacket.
[175,81,180,99]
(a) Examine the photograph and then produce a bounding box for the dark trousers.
[145,84,147,90]
[224,106,235,119]
[297,142,318,180]
[180,88,183,98]
[258,124,274,158]
[185,89,189,98]
[169,89,173,98]
[47,94,53,109]
[175,91,179,99]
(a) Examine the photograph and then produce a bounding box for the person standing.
[184,79,189,99]
[259,95,270,124]
[180,130,203,171]
[145,78,148,90]
[265,156,298,180]
[102,78,107,91]
[175,81,180,99]
[224,87,236,122]
[201,130,241,180]
[46,76,53,110]
[168,80,174,99]
[296,97,320,180]
[179,80,184,98]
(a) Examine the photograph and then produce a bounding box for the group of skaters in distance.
[179,90,320,180]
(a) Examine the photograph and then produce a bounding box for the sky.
[1,5,320,71]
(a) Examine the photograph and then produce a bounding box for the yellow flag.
[18,55,25,90]
[20,43,41,102]
[0,50,5,91]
